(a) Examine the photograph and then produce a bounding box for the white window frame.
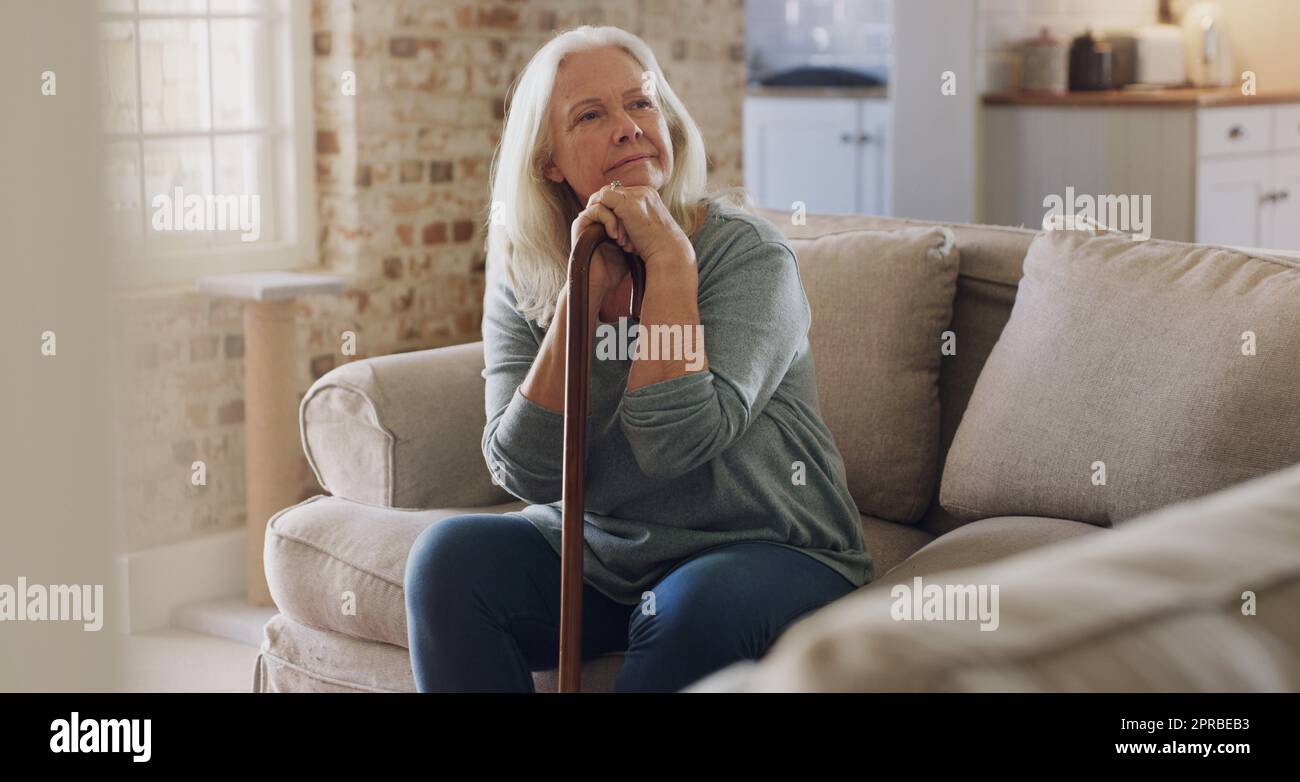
[101,0,318,290]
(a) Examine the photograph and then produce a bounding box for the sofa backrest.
[756,208,1036,536]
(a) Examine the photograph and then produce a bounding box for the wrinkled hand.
[580,183,694,268]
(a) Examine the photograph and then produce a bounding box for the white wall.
[1213,0,1300,90]
[891,0,978,222]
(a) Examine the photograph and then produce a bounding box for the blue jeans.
[403,513,856,692]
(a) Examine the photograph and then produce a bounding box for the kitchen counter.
[747,84,888,99]
[982,86,1300,107]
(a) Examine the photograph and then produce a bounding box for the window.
[99,0,316,288]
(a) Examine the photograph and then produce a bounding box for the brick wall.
[112,0,745,552]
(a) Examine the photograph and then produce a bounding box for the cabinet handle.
[1260,191,1277,204]
[840,132,853,143]
[1278,190,1291,203]
[857,132,875,143]
[1227,124,1245,140]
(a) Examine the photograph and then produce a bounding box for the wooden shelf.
[983,87,1300,108]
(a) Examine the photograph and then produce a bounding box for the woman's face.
[542,45,674,204]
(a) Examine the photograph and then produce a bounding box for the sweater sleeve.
[480,272,593,505]
[618,236,811,481]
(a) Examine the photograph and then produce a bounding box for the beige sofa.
[254,209,1300,693]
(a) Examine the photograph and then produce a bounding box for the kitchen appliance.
[757,65,884,88]
[1182,1,1235,87]
[1019,27,1068,94]
[1105,32,1138,88]
[1134,23,1187,86]
[1069,29,1113,91]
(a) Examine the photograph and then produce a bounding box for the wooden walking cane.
[558,221,646,693]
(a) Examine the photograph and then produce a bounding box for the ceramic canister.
[1020,27,1068,94]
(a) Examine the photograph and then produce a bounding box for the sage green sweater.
[481,198,873,605]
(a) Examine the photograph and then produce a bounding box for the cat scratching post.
[196,272,344,606]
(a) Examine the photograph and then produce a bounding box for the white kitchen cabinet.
[1196,106,1300,250]
[858,97,892,217]
[1273,105,1300,151]
[982,100,1300,251]
[982,105,1195,241]
[1195,155,1272,247]
[743,94,892,217]
[1196,105,1273,157]
[1268,151,1300,250]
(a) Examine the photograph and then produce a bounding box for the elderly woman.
[403,25,873,693]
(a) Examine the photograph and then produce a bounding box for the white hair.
[484,24,752,328]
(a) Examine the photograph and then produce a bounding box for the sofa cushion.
[860,515,935,578]
[790,226,960,522]
[263,495,528,648]
[255,612,418,693]
[260,501,931,693]
[685,460,1300,692]
[941,229,1300,525]
[863,515,1104,591]
[758,209,1038,535]
[254,611,625,693]
[922,231,1033,536]
[265,491,934,650]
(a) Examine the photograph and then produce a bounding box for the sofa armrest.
[300,340,514,509]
